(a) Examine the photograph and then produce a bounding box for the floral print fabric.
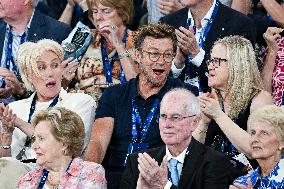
[70,29,136,103]
[17,158,107,189]
[233,156,284,188]
[272,37,284,106]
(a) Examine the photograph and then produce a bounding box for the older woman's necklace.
[37,158,74,189]
[47,176,59,189]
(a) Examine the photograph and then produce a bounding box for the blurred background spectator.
[261,27,284,106]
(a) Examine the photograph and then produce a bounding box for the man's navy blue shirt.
[95,76,198,172]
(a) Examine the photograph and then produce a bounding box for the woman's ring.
[111,25,115,29]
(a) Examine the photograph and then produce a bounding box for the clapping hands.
[136,153,168,189]
[157,0,183,15]
[0,103,16,134]
[199,91,223,120]
[0,68,26,98]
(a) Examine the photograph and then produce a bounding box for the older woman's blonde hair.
[17,39,64,91]
[87,0,134,25]
[32,107,85,157]
[248,105,284,153]
[213,36,263,118]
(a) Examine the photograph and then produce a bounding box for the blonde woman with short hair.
[0,39,96,162]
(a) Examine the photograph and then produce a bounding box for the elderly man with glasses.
[85,23,198,189]
[120,88,231,189]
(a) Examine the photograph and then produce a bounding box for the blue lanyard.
[28,95,59,123]
[131,98,159,141]
[185,1,219,49]
[185,1,219,93]
[100,28,128,84]
[16,94,59,161]
[5,28,27,79]
[37,158,73,189]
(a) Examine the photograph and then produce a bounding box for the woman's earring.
[279,146,284,154]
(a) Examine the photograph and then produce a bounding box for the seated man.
[120,88,231,189]
[85,23,198,189]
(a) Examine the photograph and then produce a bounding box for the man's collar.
[6,10,35,35]
[131,75,171,99]
[166,146,188,164]
[187,0,217,28]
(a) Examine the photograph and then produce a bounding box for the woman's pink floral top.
[17,158,107,189]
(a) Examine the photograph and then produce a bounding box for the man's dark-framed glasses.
[159,114,196,123]
[142,50,175,63]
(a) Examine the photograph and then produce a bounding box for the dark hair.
[134,24,177,52]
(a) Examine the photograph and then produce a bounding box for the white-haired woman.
[230,105,284,189]
[193,36,273,180]
[0,39,96,162]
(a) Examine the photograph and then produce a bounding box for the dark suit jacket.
[160,2,256,92]
[120,138,231,189]
[0,10,72,59]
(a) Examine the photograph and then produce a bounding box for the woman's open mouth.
[46,81,56,88]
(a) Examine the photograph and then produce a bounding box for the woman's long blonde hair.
[214,36,263,118]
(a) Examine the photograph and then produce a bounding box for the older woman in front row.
[17,107,107,188]
[230,105,284,189]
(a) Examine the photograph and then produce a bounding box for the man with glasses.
[120,88,231,189]
[85,24,198,189]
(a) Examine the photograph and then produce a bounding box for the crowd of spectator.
[0,0,284,188]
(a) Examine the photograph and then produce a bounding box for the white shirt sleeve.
[171,61,185,78]
[171,49,205,78]
[164,181,173,189]
[191,48,205,67]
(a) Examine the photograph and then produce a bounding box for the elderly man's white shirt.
[8,88,96,160]
[164,146,188,189]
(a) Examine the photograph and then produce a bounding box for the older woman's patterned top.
[233,156,284,188]
[17,158,107,189]
[70,29,136,103]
